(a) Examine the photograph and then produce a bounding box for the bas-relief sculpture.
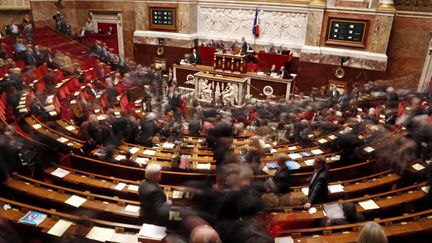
[198,7,308,45]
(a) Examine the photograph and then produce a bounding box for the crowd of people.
[0,14,432,243]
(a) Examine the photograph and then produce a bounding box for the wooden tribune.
[213,53,247,73]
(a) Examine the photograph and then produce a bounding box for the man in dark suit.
[190,48,200,65]
[24,47,37,67]
[138,163,169,225]
[304,156,329,209]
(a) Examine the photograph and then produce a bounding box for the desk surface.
[173,64,293,84]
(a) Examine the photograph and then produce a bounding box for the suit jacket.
[190,53,200,64]
[138,179,167,223]
[308,165,329,204]
[273,166,291,193]
[24,52,37,66]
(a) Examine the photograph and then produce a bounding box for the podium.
[213,53,247,73]
[194,72,249,106]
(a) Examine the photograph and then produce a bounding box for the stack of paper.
[288,146,297,151]
[65,195,87,208]
[114,155,126,161]
[65,125,75,131]
[162,143,175,149]
[364,146,375,153]
[86,226,116,242]
[143,150,156,156]
[328,184,344,193]
[172,190,184,199]
[47,219,73,236]
[196,163,211,170]
[323,203,344,219]
[412,163,425,171]
[32,124,42,129]
[114,183,127,191]
[57,137,68,143]
[274,236,294,243]
[304,159,315,166]
[129,147,140,154]
[301,187,309,195]
[359,199,380,210]
[138,223,167,241]
[318,139,328,144]
[311,149,323,155]
[329,135,337,140]
[135,157,149,165]
[51,168,70,178]
[127,184,139,192]
[49,111,57,116]
[288,153,302,160]
[124,205,140,213]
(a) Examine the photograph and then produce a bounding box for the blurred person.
[357,221,388,243]
[138,163,170,225]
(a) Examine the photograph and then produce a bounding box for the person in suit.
[139,112,159,147]
[138,163,169,225]
[240,37,251,55]
[24,47,37,67]
[304,156,329,209]
[328,85,340,104]
[190,48,200,64]
[271,154,292,193]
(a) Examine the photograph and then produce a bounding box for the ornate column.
[379,0,395,9]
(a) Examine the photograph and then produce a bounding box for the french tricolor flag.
[252,8,260,38]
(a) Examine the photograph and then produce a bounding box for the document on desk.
[65,125,75,131]
[288,146,297,151]
[48,219,73,237]
[65,195,87,208]
[262,165,276,176]
[127,184,139,192]
[412,163,425,171]
[129,147,140,154]
[114,182,127,191]
[323,203,344,219]
[162,142,175,149]
[143,149,156,156]
[329,135,337,140]
[135,157,149,165]
[288,153,302,160]
[172,190,184,199]
[196,163,211,170]
[57,137,68,143]
[359,199,380,210]
[311,149,323,155]
[32,124,42,129]
[364,146,375,153]
[304,159,315,166]
[124,204,140,213]
[318,139,328,144]
[301,187,309,196]
[138,223,167,240]
[49,111,57,116]
[328,184,344,193]
[86,226,115,242]
[115,155,126,161]
[274,236,294,243]
[51,167,70,178]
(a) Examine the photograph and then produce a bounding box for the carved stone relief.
[198,7,307,45]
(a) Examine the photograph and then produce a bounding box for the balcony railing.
[395,0,432,12]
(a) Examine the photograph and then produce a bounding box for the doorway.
[91,11,125,58]
[418,32,432,93]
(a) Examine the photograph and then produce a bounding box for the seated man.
[138,163,170,225]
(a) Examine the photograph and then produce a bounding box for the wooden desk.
[214,53,247,73]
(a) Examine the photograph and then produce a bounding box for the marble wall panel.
[386,15,432,89]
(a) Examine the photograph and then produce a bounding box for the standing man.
[304,156,329,209]
[190,48,200,65]
[138,163,170,225]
